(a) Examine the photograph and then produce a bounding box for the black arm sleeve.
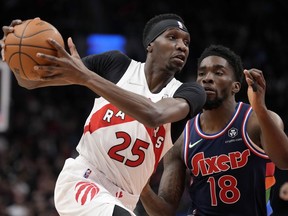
[171,82,206,143]
[174,82,206,118]
[81,50,132,84]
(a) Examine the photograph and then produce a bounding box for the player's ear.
[232,81,241,94]
[146,44,152,53]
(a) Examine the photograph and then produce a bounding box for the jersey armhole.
[242,107,269,159]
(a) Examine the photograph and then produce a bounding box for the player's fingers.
[243,69,255,85]
[0,37,5,60]
[2,20,22,41]
[0,36,6,61]
[244,69,265,91]
[251,69,265,88]
[246,69,264,81]
[36,52,62,66]
[10,19,22,27]
[244,69,258,92]
[1,48,5,61]
[2,26,14,36]
[48,38,66,51]
[247,68,262,73]
[68,37,81,59]
[1,26,16,60]
[34,65,61,78]
[48,38,75,61]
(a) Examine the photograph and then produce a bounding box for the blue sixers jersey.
[183,102,271,216]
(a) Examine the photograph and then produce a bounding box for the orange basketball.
[4,17,64,80]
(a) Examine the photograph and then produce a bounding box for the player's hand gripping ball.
[3,17,64,80]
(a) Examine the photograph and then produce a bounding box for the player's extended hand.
[34,37,93,86]
[279,182,288,201]
[1,19,23,61]
[243,69,266,112]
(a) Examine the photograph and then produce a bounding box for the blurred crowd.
[1,0,288,215]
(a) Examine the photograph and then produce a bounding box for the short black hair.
[197,45,244,83]
[143,13,185,48]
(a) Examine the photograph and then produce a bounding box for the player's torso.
[183,102,269,216]
[77,60,182,195]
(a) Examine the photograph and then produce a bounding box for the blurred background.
[0,0,288,215]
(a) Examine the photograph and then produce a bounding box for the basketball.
[4,17,64,80]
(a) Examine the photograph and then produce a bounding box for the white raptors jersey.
[76,60,182,196]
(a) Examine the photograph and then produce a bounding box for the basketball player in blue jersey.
[140,45,288,216]
[1,14,206,215]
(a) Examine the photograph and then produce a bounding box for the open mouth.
[204,86,216,94]
[174,54,185,61]
[172,54,185,64]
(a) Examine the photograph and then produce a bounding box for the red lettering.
[229,152,241,169]
[191,150,251,176]
[236,149,250,168]
[206,156,220,175]
[217,154,230,171]
[191,152,205,176]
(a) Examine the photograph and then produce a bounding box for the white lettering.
[103,109,114,122]
[115,111,125,120]
[153,127,160,137]
[156,136,164,148]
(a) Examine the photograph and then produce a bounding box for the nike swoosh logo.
[189,139,203,148]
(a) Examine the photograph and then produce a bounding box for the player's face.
[196,56,236,110]
[150,28,190,73]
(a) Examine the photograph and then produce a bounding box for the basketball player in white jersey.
[1,14,206,215]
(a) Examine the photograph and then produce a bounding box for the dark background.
[0,0,288,215]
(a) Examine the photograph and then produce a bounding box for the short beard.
[203,91,228,110]
[203,98,223,110]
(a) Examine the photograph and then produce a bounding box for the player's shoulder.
[102,50,131,60]
[81,50,132,75]
[82,50,131,63]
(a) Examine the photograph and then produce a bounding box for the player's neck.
[200,100,237,133]
[144,65,174,93]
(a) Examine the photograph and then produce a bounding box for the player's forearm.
[256,108,288,169]
[84,72,186,128]
[85,74,160,126]
[140,185,176,216]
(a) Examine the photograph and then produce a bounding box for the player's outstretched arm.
[244,69,288,169]
[2,21,205,127]
[34,38,205,128]
[140,134,186,215]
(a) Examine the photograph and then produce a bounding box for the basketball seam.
[5,18,63,80]
[20,20,32,79]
